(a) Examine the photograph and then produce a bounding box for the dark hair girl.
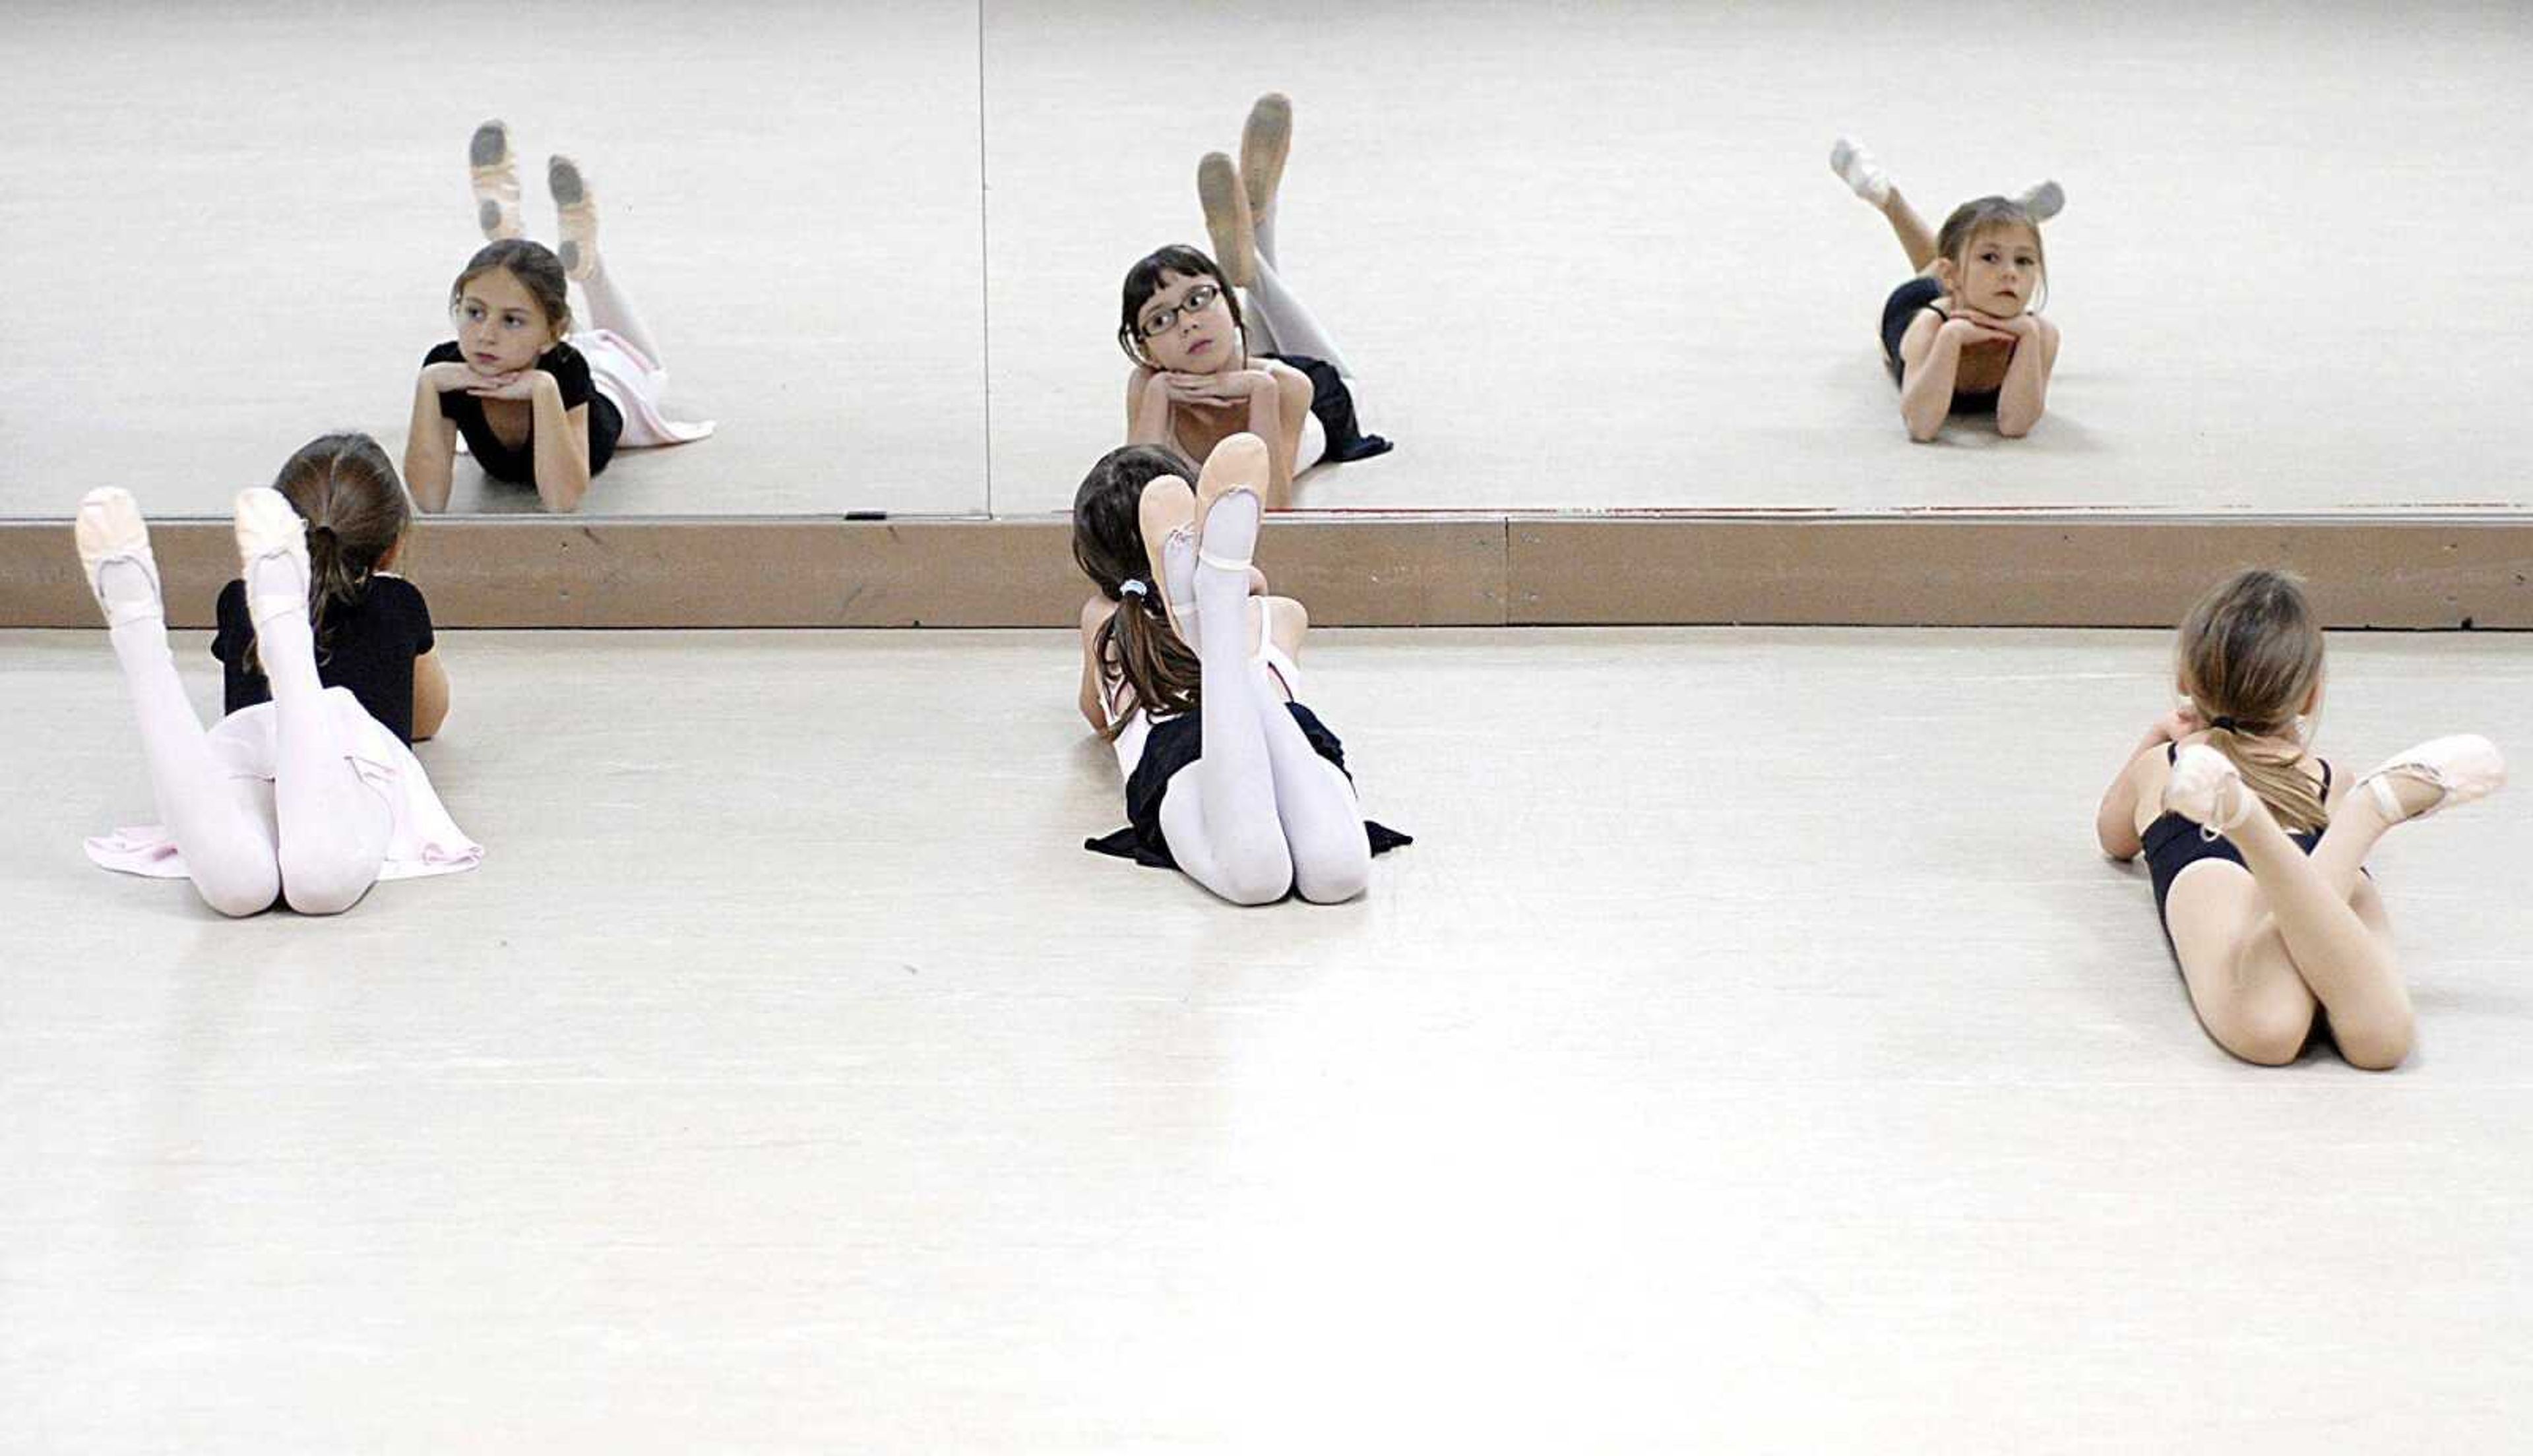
[1121,94,1392,510]
[1073,434,1408,903]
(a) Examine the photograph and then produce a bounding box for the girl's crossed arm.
[2097,706,2199,859]
[404,366,464,513]
[522,377,592,513]
[1995,314,2061,439]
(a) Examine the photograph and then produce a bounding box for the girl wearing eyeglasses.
[1119,95,1392,510]
[404,121,712,514]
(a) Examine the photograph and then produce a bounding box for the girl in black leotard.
[1071,435,1408,904]
[1827,136,2064,442]
[404,122,712,514]
[2093,569,2506,1070]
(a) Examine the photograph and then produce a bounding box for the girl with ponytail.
[2094,568,2505,1068]
[1072,437,1406,905]
[71,433,479,917]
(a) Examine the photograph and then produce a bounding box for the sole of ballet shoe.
[470,120,522,240]
[548,154,598,280]
[1240,93,1292,223]
[1196,151,1255,289]
[73,487,162,626]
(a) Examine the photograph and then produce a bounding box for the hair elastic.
[2208,715,2241,733]
[1119,578,1150,598]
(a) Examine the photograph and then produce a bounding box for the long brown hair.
[1936,197,2049,312]
[245,433,413,674]
[1073,444,1203,739]
[2175,568,2329,832]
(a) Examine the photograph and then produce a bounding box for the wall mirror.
[980,1,2526,517]
[0,1,987,522]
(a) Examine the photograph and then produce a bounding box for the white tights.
[576,255,663,367]
[102,559,391,917]
[1156,505,1372,906]
[1242,211,1352,378]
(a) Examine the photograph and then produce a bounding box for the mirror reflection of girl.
[73,435,480,917]
[406,121,712,514]
[1121,94,1391,510]
[1073,433,1408,904]
[1829,137,2063,442]
[2095,569,2507,1069]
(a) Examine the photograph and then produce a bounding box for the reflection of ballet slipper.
[470,119,523,240]
[547,154,599,282]
[1829,135,1891,208]
[1240,92,1292,225]
[1197,152,1255,288]
[73,487,164,627]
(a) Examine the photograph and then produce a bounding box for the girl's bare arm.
[528,381,592,513]
[1896,311,1976,442]
[2096,744,2156,861]
[1244,371,1295,507]
[1127,369,1172,445]
[404,374,458,513]
[1995,315,2061,439]
[411,649,452,742]
[1079,593,1116,732]
[2099,708,2196,859]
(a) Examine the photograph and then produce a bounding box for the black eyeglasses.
[1137,283,1222,340]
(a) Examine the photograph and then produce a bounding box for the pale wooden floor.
[2,3,2525,522]
[3,627,2527,1451]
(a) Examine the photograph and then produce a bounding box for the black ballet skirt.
[1085,701,1414,870]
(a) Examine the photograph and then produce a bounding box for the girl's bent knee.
[280,863,377,917]
[2209,1004,2313,1066]
[1293,852,1370,905]
[195,870,279,919]
[2337,1012,2416,1072]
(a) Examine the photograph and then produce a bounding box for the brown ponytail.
[2177,568,2329,832]
[1093,589,1201,739]
[243,433,412,675]
[1073,444,1204,737]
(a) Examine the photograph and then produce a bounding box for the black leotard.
[2140,743,2333,932]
